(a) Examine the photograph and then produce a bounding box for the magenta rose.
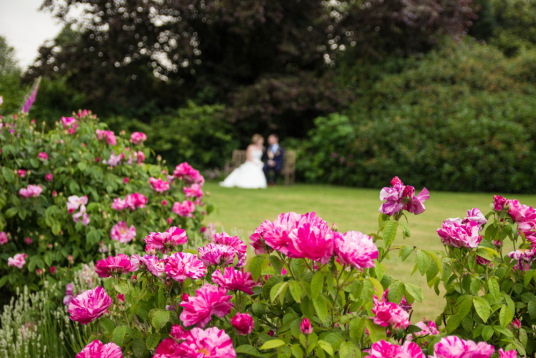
[68,286,113,324]
[76,339,122,358]
[212,267,258,294]
[165,252,207,282]
[130,131,147,145]
[110,221,136,243]
[335,231,378,270]
[95,254,135,278]
[433,336,494,358]
[179,284,233,328]
[8,253,28,269]
[231,312,254,335]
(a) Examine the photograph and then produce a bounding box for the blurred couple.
[220,134,284,189]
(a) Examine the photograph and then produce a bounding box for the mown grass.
[203,182,536,321]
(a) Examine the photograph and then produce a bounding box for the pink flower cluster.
[154,325,235,358]
[251,211,378,267]
[379,177,429,216]
[104,151,124,167]
[144,227,188,253]
[111,193,147,211]
[371,294,410,330]
[184,184,203,199]
[180,284,233,328]
[76,339,122,358]
[213,232,247,267]
[130,131,147,145]
[67,195,90,225]
[437,208,487,249]
[496,196,536,247]
[19,184,42,198]
[95,254,135,278]
[68,286,113,324]
[95,129,117,145]
[149,177,170,192]
[8,253,28,269]
[110,221,136,243]
[508,249,534,271]
[174,162,205,185]
[173,200,195,217]
[61,116,78,134]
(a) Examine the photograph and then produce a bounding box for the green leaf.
[1,167,14,183]
[456,295,473,317]
[339,341,361,358]
[476,247,499,261]
[114,282,130,294]
[290,344,304,358]
[349,317,364,342]
[473,297,491,322]
[499,306,514,328]
[247,254,265,282]
[150,309,170,330]
[236,345,265,357]
[470,278,482,296]
[268,255,284,276]
[259,339,286,350]
[288,280,302,303]
[488,277,500,299]
[404,283,423,302]
[400,245,415,261]
[387,281,403,303]
[313,295,329,324]
[100,317,116,334]
[112,326,128,346]
[5,207,18,218]
[447,314,463,332]
[416,250,431,275]
[132,339,148,358]
[368,277,384,297]
[270,281,288,303]
[382,220,398,248]
[317,340,334,356]
[482,325,494,341]
[365,319,387,343]
[146,332,161,350]
[311,271,324,299]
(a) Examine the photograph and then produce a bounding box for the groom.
[263,134,285,185]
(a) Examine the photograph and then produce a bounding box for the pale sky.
[0,0,62,70]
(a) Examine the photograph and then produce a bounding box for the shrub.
[0,101,211,301]
[301,40,536,192]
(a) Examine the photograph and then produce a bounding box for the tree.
[27,0,477,138]
[0,35,25,114]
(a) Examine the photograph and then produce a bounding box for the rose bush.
[0,99,212,299]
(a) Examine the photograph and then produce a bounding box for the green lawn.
[203,182,536,321]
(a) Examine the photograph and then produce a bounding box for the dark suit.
[262,145,285,184]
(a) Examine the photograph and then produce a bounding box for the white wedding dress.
[220,149,267,189]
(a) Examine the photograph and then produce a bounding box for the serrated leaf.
[388,281,403,303]
[313,295,329,324]
[311,271,324,299]
[349,317,364,342]
[499,306,514,328]
[447,314,463,332]
[382,220,398,248]
[259,339,285,350]
[268,255,284,276]
[473,297,491,322]
[456,295,473,317]
[112,326,128,346]
[365,319,387,343]
[114,282,130,294]
[482,325,494,341]
[404,283,423,302]
[270,281,288,303]
[146,332,160,350]
[317,340,334,356]
[339,341,360,358]
[290,344,304,358]
[400,245,415,261]
[151,309,170,330]
[99,317,116,334]
[247,254,266,282]
[416,250,431,276]
[488,277,500,299]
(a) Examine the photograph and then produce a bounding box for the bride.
[220,134,267,189]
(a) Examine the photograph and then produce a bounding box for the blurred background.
[1,0,536,193]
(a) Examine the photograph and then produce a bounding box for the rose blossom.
[335,231,378,269]
[165,252,207,282]
[379,177,429,216]
[288,212,335,264]
[180,284,233,328]
[68,286,113,324]
[95,254,135,278]
[498,349,518,358]
[95,129,117,145]
[250,220,275,255]
[231,312,254,335]
[8,253,28,269]
[371,294,410,330]
[144,227,188,253]
[38,152,48,160]
[368,340,425,358]
[212,267,257,294]
[184,184,203,199]
[437,218,482,249]
[104,152,123,167]
[19,184,42,198]
[45,173,53,181]
[213,232,247,267]
[464,208,487,227]
[61,116,77,129]
[130,132,147,145]
[154,327,235,358]
[0,231,8,245]
[173,162,205,185]
[259,212,302,256]
[198,244,237,266]
[76,339,122,358]
[110,221,136,243]
[149,177,170,192]
[434,336,494,358]
[300,318,313,334]
[512,318,521,329]
[67,195,88,214]
[173,200,196,217]
[139,255,166,277]
[508,249,534,271]
[17,169,26,177]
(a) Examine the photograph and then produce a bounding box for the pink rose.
[155,327,235,358]
[231,312,254,335]
[110,221,136,243]
[300,318,313,334]
[45,173,53,181]
[368,340,425,358]
[165,252,207,282]
[173,162,205,185]
[498,349,518,358]
[68,286,113,324]
[149,177,170,192]
[180,284,233,328]
[437,218,482,249]
[17,169,26,177]
[8,253,28,269]
[213,232,247,267]
[173,200,196,217]
[434,336,494,358]
[130,132,147,145]
[144,227,187,253]
[379,177,429,216]
[371,294,410,330]
[38,152,48,160]
[95,254,135,278]
[76,339,122,358]
[288,212,335,264]
[0,231,8,245]
[19,184,43,198]
[184,184,203,199]
[139,255,166,277]
[212,267,258,294]
[95,129,117,145]
[198,244,237,266]
[67,195,88,214]
[335,231,378,270]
